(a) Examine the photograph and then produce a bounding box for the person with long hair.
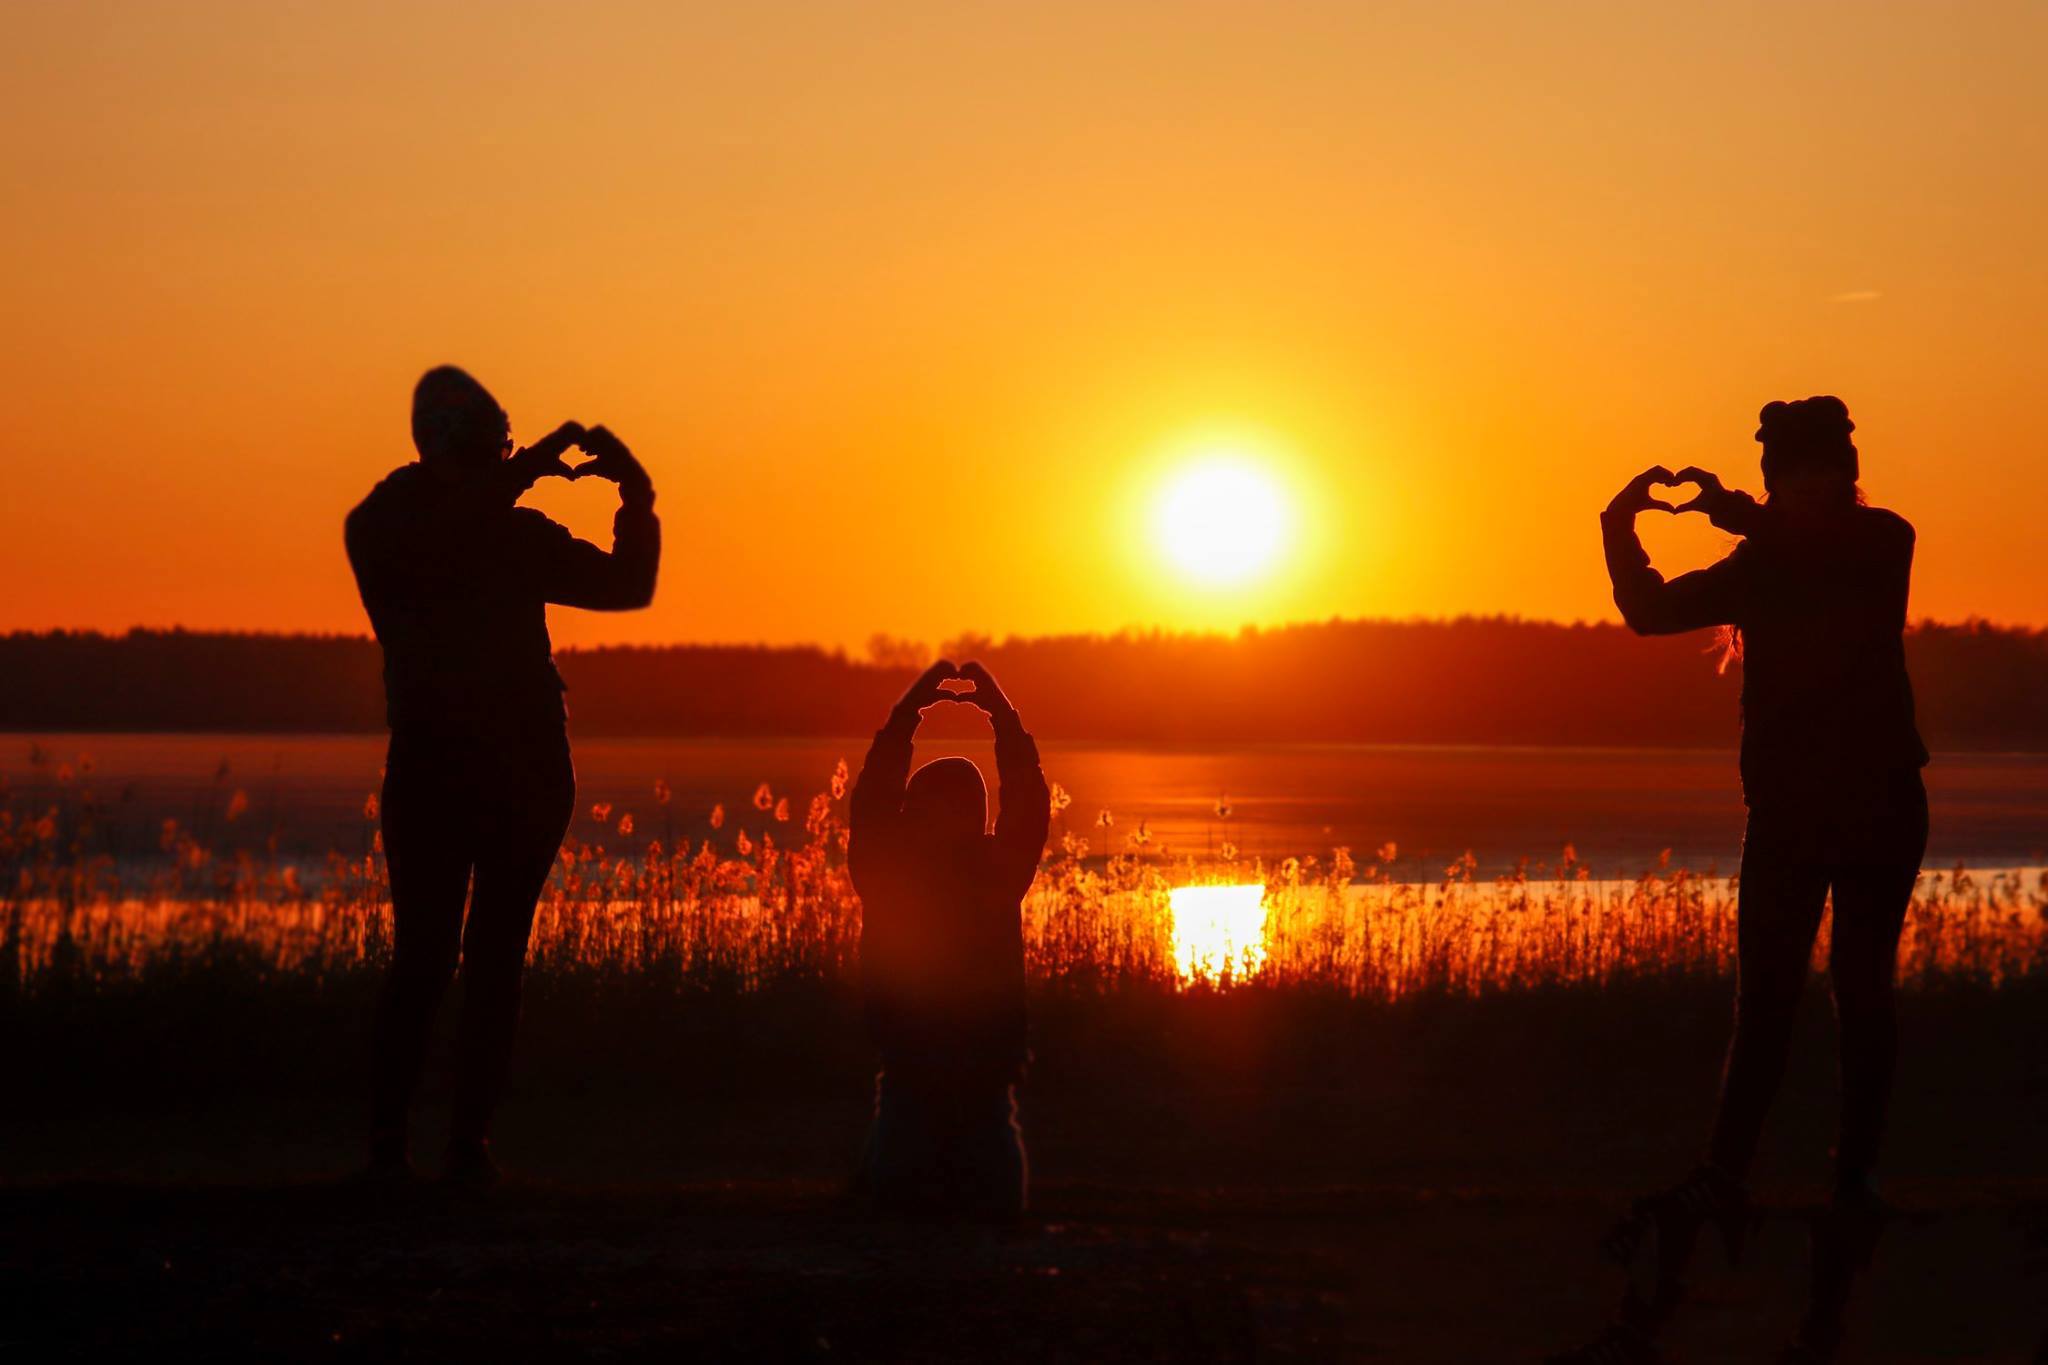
[1568,396,1928,1362]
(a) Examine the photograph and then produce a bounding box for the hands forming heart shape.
[505,422,649,493]
[896,659,1016,721]
[1609,464,1753,528]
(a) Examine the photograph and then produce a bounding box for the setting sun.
[1168,884,1271,983]
[1155,457,1292,587]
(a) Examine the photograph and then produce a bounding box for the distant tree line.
[1,619,2042,751]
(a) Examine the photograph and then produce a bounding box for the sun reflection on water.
[1167,883,1269,983]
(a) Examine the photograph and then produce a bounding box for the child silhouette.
[848,660,1050,1222]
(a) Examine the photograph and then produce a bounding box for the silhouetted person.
[1562,397,1927,1362]
[849,660,1050,1222]
[345,365,659,1186]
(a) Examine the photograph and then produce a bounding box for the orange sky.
[3,2,2042,650]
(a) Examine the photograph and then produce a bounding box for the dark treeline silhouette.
[2,617,2045,750]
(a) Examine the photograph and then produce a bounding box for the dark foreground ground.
[6,977,2044,1361]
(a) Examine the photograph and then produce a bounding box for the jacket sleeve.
[341,502,387,629]
[848,712,917,890]
[990,713,1051,901]
[1602,509,1751,636]
[513,493,661,611]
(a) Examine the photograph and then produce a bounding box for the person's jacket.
[849,713,1050,1090]
[1602,498,1926,808]
[345,463,659,741]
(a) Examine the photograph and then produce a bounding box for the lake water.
[9,733,2046,880]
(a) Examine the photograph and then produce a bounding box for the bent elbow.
[628,560,659,608]
[611,571,657,611]
[1618,603,1681,637]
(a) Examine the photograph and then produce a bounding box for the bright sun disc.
[1155,459,1289,585]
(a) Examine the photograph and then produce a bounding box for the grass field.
[4,759,2044,1360]
[6,752,2043,997]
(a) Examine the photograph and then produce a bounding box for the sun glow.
[1154,457,1291,586]
[1168,883,1270,983]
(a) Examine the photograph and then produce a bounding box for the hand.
[1669,465,1760,533]
[951,661,1018,722]
[891,660,959,721]
[500,421,587,494]
[1607,465,1678,518]
[568,425,652,497]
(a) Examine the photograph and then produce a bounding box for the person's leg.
[448,734,575,1155]
[1707,813,1832,1181]
[865,1073,947,1215]
[1791,782,1924,1358]
[1825,868,1916,1197]
[1593,815,1830,1346]
[951,1084,1026,1223]
[370,745,473,1165]
[1826,783,1927,1196]
[881,1082,1023,1222]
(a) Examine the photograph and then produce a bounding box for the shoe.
[1603,1162,1749,1273]
[441,1138,503,1191]
[1785,1185,1888,1360]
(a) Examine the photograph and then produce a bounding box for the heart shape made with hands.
[1647,475,1706,512]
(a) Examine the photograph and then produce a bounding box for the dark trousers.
[859,1073,1026,1223]
[1708,774,1929,1190]
[370,727,575,1152]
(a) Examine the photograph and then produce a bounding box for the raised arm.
[510,425,661,611]
[1601,465,1753,636]
[848,661,958,876]
[956,662,1050,897]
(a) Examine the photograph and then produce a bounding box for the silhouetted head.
[903,757,988,844]
[412,366,512,473]
[1756,396,1858,504]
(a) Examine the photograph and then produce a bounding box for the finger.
[1645,499,1678,513]
[940,679,987,706]
[1673,465,1720,489]
[531,426,582,461]
[511,448,568,477]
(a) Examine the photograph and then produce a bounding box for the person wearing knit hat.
[1564,397,1928,1362]
[346,366,661,1189]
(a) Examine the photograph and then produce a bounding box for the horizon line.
[4,611,2042,656]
